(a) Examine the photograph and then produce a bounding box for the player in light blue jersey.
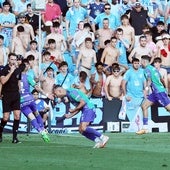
[20,59,53,142]
[136,55,170,135]
[122,58,146,121]
[53,85,109,148]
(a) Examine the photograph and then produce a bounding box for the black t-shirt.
[0,65,22,93]
[25,14,39,32]
[130,8,148,35]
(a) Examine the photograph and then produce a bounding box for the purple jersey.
[20,73,36,104]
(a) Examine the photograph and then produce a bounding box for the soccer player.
[52,85,109,148]
[136,55,170,135]
[20,59,53,142]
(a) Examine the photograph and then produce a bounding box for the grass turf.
[0,133,170,170]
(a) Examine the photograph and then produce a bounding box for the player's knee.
[78,126,86,134]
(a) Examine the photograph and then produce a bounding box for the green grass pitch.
[0,133,170,170]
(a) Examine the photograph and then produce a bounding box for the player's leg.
[12,110,21,143]
[136,97,154,135]
[12,92,21,143]
[0,112,10,142]
[0,93,13,142]
[79,108,109,148]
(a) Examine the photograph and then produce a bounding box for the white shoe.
[101,135,109,148]
[93,142,102,148]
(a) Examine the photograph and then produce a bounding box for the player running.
[52,85,109,148]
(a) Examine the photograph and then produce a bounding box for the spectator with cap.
[0,1,16,47]
[129,1,156,46]
[13,12,35,49]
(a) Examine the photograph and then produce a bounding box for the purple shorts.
[147,92,170,107]
[80,108,96,123]
[21,101,37,117]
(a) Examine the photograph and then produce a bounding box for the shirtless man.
[101,36,120,75]
[11,25,27,57]
[47,39,64,67]
[44,22,67,53]
[90,62,106,98]
[119,14,135,53]
[157,34,170,94]
[104,64,123,100]
[13,12,35,49]
[39,67,55,103]
[96,18,114,62]
[76,37,97,77]
[128,35,154,64]
[0,35,9,66]
[25,40,39,78]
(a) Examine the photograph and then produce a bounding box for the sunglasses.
[113,70,120,73]
[105,7,111,10]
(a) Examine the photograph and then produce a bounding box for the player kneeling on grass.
[20,59,54,142]
[53,85,109,148]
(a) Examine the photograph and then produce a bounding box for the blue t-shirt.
[56,72,74,89]
[123,67,146,98]
[66,6,88,36]
[88,2,104,19]
[94,12,118,30]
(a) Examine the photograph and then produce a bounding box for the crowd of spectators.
[0,0,170,103]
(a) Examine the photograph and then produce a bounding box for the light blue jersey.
[0,12,16,47]
[116,39,129,66]
[94,12,118,30]
[123,67,146,98]
[56,72,74,89]
[66,6,88,36]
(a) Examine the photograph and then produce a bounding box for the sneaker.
[93,142,103,148]
[100,135,109,148]
[12,138,21,144]
[0,133,2,143]
[136,129,148,135]
[41,131,50,142]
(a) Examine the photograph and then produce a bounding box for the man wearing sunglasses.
[92,3,118,33]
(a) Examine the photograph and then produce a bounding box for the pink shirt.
[43,3,62,22]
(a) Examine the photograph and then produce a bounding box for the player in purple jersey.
[21,59,53,142]
[53,85,109,148]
